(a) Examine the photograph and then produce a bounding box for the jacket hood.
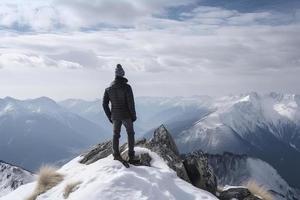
[110,76,128,87]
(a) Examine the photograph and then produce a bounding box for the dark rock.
[80,140,128,164]
[140,125,191,183]
[80,140,113,164]
[183,151,217,195]
[219,187,262,200]
[149,124,180,156]
[137,153,152,166]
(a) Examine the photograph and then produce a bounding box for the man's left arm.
[102,89,112,123]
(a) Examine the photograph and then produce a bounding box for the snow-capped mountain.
[0,97,109,171]
[177,92,300,153]
[175,92,300,189]
[0,148,218,200]
[0,161,34,197]
[205,152,298,200]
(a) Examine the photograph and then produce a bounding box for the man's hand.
[132,116,137,122]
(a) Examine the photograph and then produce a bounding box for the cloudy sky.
[0,0,299,100]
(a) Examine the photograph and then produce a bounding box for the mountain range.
[0,92,299,193]
[0,97,109,171]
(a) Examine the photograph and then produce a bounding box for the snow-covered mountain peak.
[0,97,63,117]
[208,92,300,130]
[27,97,59,109]
[0,161,34,198]
[2,97,18,103]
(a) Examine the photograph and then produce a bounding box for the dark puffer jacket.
[102,77,136,121]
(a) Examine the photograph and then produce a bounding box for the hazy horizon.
[1,90,299,102]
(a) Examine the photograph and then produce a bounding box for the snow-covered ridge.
[220,92,300,133]
[0,148,218,200]
[179,92,300,145]
[0,161,34,197]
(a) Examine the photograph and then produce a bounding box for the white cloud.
[0,53,83,69]
[0,1,299,98]
[0,0,192,31]
[1,17,299,74]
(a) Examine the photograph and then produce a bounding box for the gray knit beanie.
[115,64,125,77]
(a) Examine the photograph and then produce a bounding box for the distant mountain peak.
[28,97,59,107]
[0,161,34,197]
[3,97,18,102]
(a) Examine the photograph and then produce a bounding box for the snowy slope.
[206,153,298,200]
[0,161,34,197]
[0,97,108,171]
[0,147,218,200]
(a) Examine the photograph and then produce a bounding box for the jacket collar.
[110,76,128,86]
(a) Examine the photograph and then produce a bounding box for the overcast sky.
[0,0,299,100]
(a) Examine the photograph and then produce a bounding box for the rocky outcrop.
[80,140,114,165]
[183,151,217,195]
[80,124,218,195]
[219,187,262,200]
[147,124,180,156]
[139,125,191,184]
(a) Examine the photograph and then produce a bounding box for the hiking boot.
[128,156,140,165]
[113,154,123,161]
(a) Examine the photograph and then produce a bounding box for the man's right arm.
[102,89,112,123]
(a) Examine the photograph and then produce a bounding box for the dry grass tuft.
[244,180,274,200]
[25,165,64,200]
[63,181,82,199]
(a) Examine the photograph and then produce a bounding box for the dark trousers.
[112,119,135,158]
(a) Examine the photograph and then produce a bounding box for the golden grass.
[63,181,82,199]
[26,165,64,200]
[244,180,274,200]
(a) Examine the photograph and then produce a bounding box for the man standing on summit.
[102,64,137,163]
